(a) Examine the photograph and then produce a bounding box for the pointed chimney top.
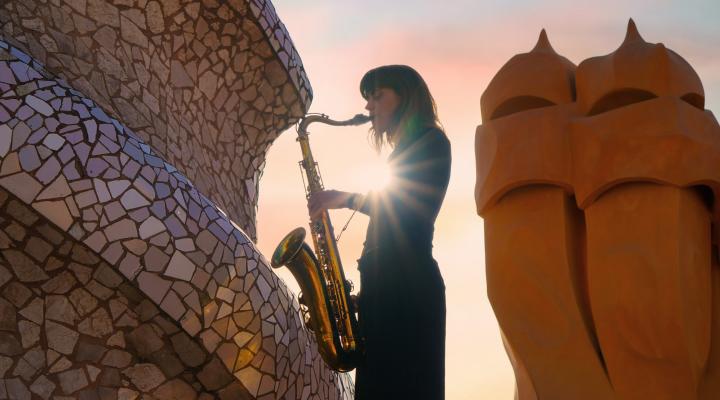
[532,29,555,53]
[623,18,645,45]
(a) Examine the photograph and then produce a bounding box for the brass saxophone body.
[271,113,370,372]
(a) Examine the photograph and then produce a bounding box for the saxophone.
[271,113,371,372]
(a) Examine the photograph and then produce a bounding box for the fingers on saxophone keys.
[308,191,321,205]
[307,194,318,216]
[308,192,327,218]
[308,202,323,219]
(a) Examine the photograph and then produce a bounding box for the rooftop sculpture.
[477,20,720,400]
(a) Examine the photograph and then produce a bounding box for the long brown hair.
[360,65,442,152]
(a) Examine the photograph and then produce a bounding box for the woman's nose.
[364,100,372,112]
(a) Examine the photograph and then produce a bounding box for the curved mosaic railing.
[0,41,352,399]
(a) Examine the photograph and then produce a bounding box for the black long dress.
[354,126,451,400]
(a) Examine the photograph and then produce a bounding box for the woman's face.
[365,87,401,135]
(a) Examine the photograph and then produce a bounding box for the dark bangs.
[360,66,408,100]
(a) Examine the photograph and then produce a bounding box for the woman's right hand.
[308,190,353,219]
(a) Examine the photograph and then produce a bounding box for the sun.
[370,162,393,190]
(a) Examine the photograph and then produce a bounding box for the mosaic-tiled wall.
[0,186,253,399]
[1,0,313,239]
[0,0,355,398]
[0,184,352,399]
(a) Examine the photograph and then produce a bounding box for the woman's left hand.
[308,190,353,218]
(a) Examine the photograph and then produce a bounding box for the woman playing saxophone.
[309,65,451,400]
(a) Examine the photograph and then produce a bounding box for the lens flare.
[348,161,393,192]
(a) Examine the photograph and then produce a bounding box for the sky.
[254,1,720,398]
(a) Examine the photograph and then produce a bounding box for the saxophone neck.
[297,113,371,136]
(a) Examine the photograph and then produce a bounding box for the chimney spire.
[532,29,555,53]
[622,18,645,45]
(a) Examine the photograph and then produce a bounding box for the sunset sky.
[255,1,720,398]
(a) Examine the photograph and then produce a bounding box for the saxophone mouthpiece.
[352,114,371,125]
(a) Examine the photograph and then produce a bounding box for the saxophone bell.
[271,227,306,268]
